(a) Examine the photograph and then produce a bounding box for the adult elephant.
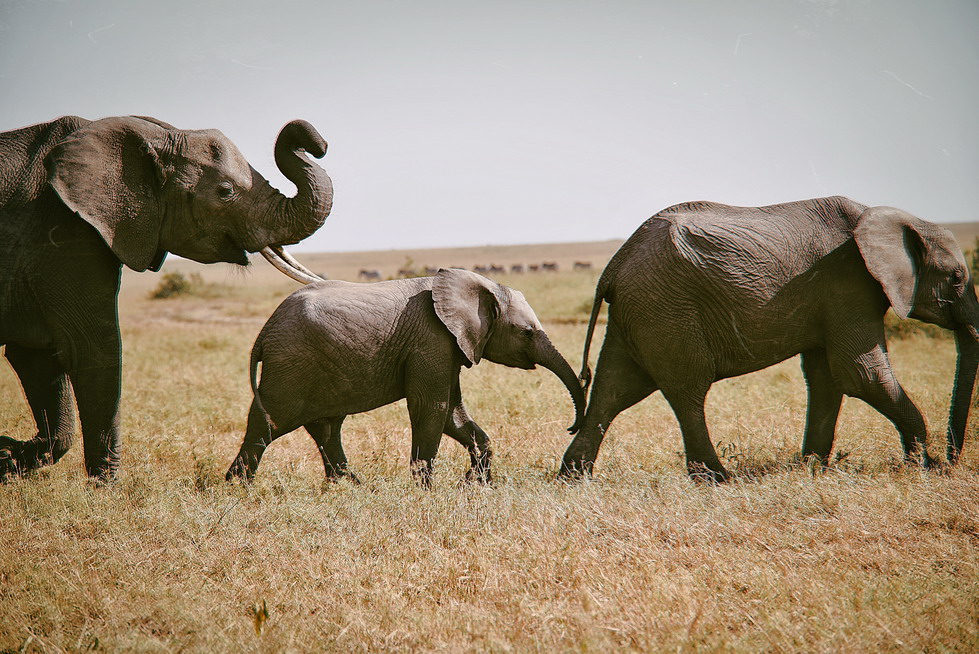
[0,115,333,480]
[560,196,979,482]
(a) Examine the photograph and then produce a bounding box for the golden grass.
[1,243,978,652]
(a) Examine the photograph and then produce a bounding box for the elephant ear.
[46,117,168,272]
[854,206,947,319]
[432,268,502,366]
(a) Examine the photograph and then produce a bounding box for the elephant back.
[0,116,90,209]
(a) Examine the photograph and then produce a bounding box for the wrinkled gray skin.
[226,268,585,486]
[561,196,979,482]
[0,115,334,481]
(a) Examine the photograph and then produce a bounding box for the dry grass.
[1,243,978,652]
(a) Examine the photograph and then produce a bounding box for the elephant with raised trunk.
[0,115,334,480]
[226,268,585,486]
[561,196,979,482]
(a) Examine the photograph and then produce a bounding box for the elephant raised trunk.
[532,331,586,433]
[245,120,334,278]
[947,287,979,462]
[270,119,334,245]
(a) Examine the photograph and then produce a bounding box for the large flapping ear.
[46,116,168,272]
[432,268,503,366]
[854,206,942,319]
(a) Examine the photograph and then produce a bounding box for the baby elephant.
[226,268,585,485]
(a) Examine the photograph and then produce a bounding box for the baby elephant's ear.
[432,268,502,366]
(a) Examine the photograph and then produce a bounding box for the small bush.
[884,311,951,340]
[969,237,979,281]
[150,272,204,299]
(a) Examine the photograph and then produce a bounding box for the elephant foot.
[464,465,492,486]
[464,451,493,485]
[225,460,255,483]
[0,436,25,481]
[801,453,829,476]
[904,447,937,471]
[556,457,594,482]
[915,450,949,474]
[85,462,119,485]
[410,461,434,489]
[0,435,62,481]
[323,467,361,485]
[686,460,730,484]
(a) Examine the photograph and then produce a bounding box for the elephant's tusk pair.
[260,246,325,284]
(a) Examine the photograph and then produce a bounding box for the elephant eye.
[952,268,968,292]
[218,181,235,200]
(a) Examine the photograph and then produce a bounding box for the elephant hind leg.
[443,379,492,484]
[1,345,76,479]
[660,380,729,483]
[800,349,844,463]
[225,398,293,481]
[305,416,359,483]
[560,326,658,478]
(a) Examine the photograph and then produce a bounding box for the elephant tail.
[250,340,271,428]
[578,277,608,397]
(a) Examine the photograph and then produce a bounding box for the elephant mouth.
[260,245,325,284]
[229,248,250,266]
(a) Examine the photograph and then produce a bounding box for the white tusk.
[260,246,324,284]
[274,246,324,280]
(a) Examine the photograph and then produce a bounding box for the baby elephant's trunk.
[533,331,586,434]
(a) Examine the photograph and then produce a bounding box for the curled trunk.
[533,331,586,433]
[245,120,334,251]
[245,120,334,284]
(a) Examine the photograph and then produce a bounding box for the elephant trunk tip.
[277,120,328,159]
[533,332,586,435]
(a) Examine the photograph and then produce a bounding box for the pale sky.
[2,0,977,252]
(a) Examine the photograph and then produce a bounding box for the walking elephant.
[560,196,979,482]
[0,115,334,480]
[226,268,585,485]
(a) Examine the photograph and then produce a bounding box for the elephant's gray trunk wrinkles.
[947,319,979,463]
[533,331,586,434]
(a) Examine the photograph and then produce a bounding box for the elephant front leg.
[443,380,492,484]
[800,349,844,464]
[831,343,933,467]
[1,345,76,480]
[406,393,450,489]
[68,362,123,481]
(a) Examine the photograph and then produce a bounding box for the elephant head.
[45,116,331,281]
[432,268,585,432]
[855,206,979,462]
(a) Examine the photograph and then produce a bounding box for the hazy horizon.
[2,0,977,252]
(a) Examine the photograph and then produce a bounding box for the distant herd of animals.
[1,115,976,487]
[359,261,593,281]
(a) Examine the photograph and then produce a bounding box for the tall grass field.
[1,242,977,652]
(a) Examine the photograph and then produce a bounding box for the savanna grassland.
[1,242,978,653]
